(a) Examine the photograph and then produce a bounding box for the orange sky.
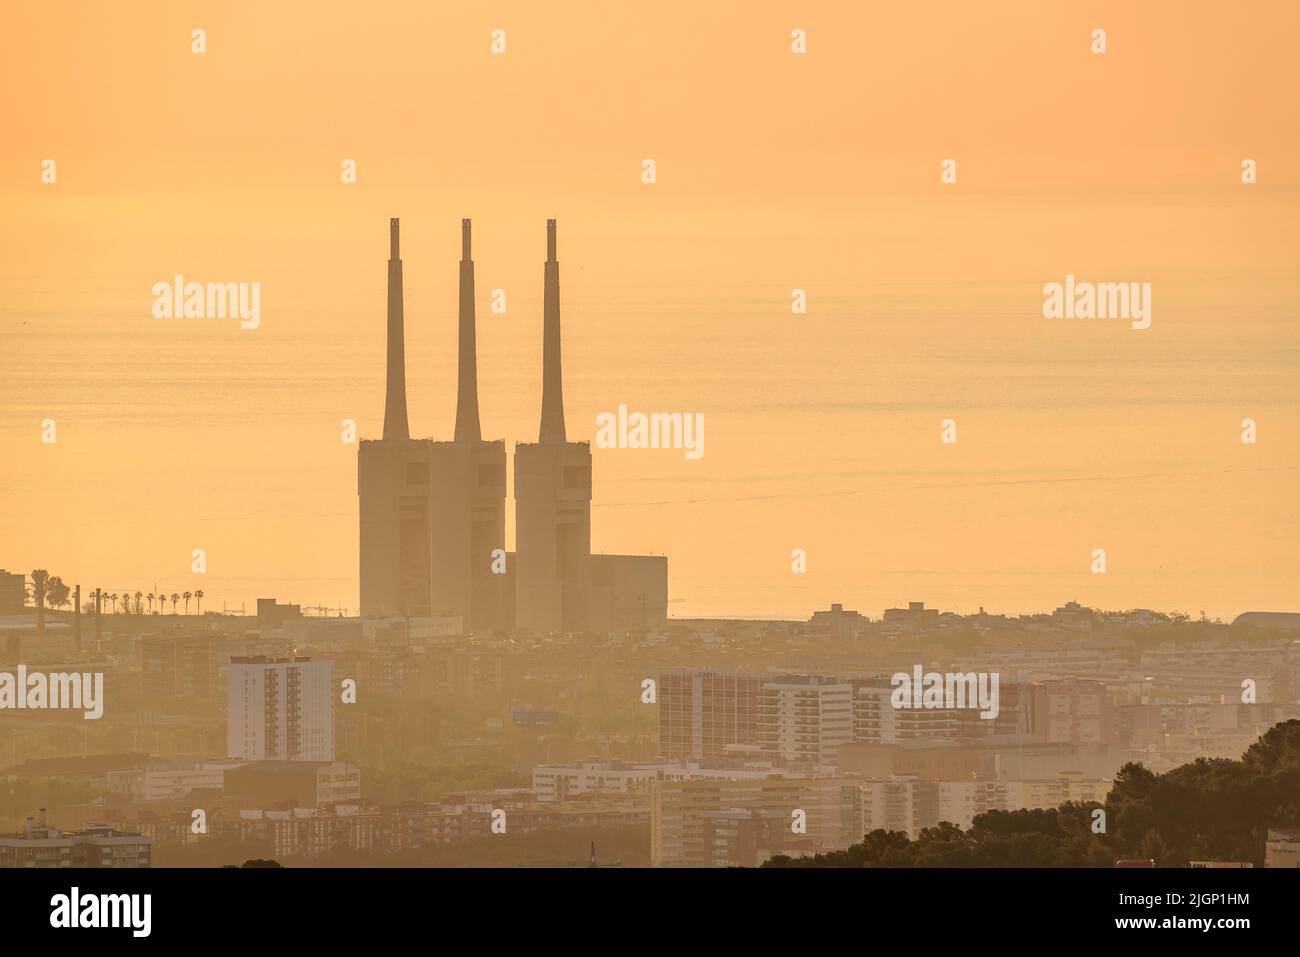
[2,1,1298,619]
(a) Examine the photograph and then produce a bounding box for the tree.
[183,591,192,615]
[195,589,204,614]
[1242,720,1300,774]
[1139,829,1170,866]
[170,593,180,614]
[46,576,70,612]
[147,593,155,613]
[30,569,48,640]
[134,591,143,614]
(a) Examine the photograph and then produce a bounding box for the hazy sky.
[2,1,1298,620]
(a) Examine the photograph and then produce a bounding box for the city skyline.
[1,7,1297,938]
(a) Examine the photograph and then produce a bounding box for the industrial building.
[358,218,667,635]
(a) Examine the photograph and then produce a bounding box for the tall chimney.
[382,218,410,441]
[538,219,567,444]
[454,218,482,443]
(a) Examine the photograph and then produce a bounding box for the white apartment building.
[227,656,335,761]
[853,681,961,744]
[757,675,853,768]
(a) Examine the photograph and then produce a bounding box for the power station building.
[358,218,666,635]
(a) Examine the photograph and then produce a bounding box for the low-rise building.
[0,811,151,868]
[1265,827,1300,868]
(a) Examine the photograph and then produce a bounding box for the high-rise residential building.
[658,669,763,759]
[757,675,853,768]
[227,656,334,762]
[1026,678,1107,746]
[515,220,592,634]
[697,808,797,867]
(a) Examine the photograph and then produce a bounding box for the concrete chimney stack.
[454,218,483,443]
[538,219,567,444]
[382,217,411,441]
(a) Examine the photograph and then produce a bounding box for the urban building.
[358,219,506,629]
[0,811,151,868]
[658,669,763,759]
[589,554,668,633]
[809,602,869,638]
[227,656,335,761]
[1265,827,1300,867]
[757,675,853,768]
[1026,678,1107,746]
[515,220,592,633]
[858,773,1111,836]
[223,760,360,807]
[882,601,940,632]
[853,679,961,744]
[359,218,666,635]
[0,570,24,615]
[650,775,861,867]
[533,758,790,802]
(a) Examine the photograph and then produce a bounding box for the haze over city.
[1,9,1299,937]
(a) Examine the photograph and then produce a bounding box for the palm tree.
[108,593,118,615]
[195,590,204,614]
[30,570,49,640]
[183,591,192,615]
[120,593,130,614]
[170,593,180,614]
[134,591,143,614]
[147,593,155,613]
